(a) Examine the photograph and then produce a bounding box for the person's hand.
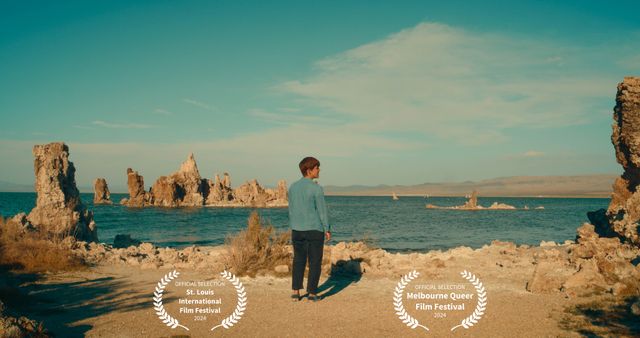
[325,231,331,241]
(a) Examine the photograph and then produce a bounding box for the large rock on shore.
[93,178,112,204]
[527,78,640,297]
[26,142,97,242]
[567,223,640,296]
[596,77,640,245]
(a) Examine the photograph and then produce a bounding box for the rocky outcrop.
[0,300,50,337]
[527,223,640,297]
[426,191,520,210]
[26,142,97,242]
[122,168,151,207]
[276,179,288,200]
[593,77,640,245]
[65,238,223,271]
[226,179,289,207]
[150,153,206,207]
[233,179,269,207]
[463,190,478,208]
[526,78,640,297]
[567,223,640,296]
[205,173,234,205]
[121,153,287,208]
[93,178,112,204]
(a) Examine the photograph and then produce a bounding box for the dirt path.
[17,263,591,338]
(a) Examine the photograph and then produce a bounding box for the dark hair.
[299,157,320,176]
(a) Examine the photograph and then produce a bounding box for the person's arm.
[314,186,330,234]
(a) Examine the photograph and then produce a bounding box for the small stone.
[274,265,289,273]
[631,300,640,316]
[113,234,141,248]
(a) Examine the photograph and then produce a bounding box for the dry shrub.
[0,217,85,273]
[225,211,291,277]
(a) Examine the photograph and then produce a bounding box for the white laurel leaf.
[152,270,189,331]
[451,270,488,331]
[211,270,247,331]
[392,270,429,331]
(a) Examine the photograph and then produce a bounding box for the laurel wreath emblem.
[211,270,247,331]
[451,270,487,331]
[393,270,429,331]
[153,270,189,331]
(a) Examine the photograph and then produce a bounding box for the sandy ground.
[11,248,623,338]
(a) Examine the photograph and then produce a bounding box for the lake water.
[0,193,608,252]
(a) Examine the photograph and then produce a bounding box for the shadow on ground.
[0,266,165,337]
[317,258,363,299]
[560,296,640,337]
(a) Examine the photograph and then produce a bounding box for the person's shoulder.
[289,177,304,190]
[289,179,299,188]
[312,181,324,193]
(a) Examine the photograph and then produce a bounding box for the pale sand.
[15,244,618,338]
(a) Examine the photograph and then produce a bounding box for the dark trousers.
[291,230,324,294]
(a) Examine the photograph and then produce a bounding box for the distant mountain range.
[0,181,34,192]
[323,174,618,197]
[2,174,619,197]
[0,181,107,193]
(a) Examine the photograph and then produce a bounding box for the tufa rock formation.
[596,76,640,244]
[122,168,151,207]
[122,154,288,208]
[26,142,97,242]
[205,173,234,205]
[151,153,206,207]
[527,223,640,297]
[463,190,478,208]
[527,78,640,297]
[234,179,270,207]
[426,191,519,210]
[229,178,288,208]
[93,178,112,204]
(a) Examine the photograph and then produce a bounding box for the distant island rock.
[425,190,523,210]
[120,153,287,208]
[93,178,112,204]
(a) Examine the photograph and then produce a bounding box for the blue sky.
[1,0,638,190]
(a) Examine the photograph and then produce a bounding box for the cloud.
[278,107,301,113]
[154,108,173,115]
[523,150,545,157]
[247,108,342,126]
[183,98,215,111]
[91,120,154,129]
[278,22,616,145]
[73,125,95,130]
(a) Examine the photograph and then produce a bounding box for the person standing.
[288,156,331,301]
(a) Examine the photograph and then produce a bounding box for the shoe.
[308,294,320,302]
[291,294,301,302]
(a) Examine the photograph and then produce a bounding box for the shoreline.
[9,232,638,337]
